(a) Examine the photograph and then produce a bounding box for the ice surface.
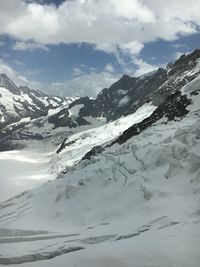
[0,150,54,202]
[51,103,156,174]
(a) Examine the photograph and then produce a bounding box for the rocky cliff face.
[69,49,200,122]
[110,91,191,146]
[0,49,200,152]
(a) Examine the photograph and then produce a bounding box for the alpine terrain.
[0,49,200,266]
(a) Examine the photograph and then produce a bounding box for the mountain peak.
[0,73,19,94]
[120,74,131,80]
[0,73,8,79]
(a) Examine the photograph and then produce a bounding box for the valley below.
[0,149,54,202]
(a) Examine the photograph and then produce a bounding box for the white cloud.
[13,41,50,52]
[0,58,45,92]
[172,50,191,61]
[73,67,84,76]
[0,57,120,97]
[108,0,154,22]
[0,58,28,85]
[171,43,188,49]
[173,52,184,60]
[47,70,121,97]
[133,58,159,76]
[119,41,144,56]
[0,0,199,55]
[104,63,114,73]
[0,0,199,96]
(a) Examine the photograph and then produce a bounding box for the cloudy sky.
[0,0,200,96]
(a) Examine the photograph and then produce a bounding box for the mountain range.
[0,49,200,266]
[0,49,200,152]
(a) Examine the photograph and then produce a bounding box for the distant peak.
[166,62,174,71]
[120,74,130,80]
[0,73,9,80]
[175,48,200,64]
[0,73,19,93]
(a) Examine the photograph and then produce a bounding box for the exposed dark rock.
[0,126,43,151]
[0,73,20,95]
[168,49,200,76]
[68,49,200,122]
[68,96,91,109]
[48,108,73,128]
[109,91,191,146]
[48,105,90,129]
[81,145,105,161]
[76,116,90,126]
[56,138,68,154]
[190,89,200,96]
[0,142,24,152]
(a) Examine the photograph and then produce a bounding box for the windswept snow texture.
[51,103,156,174]
[0,87,200,266]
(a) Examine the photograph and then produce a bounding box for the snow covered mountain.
[1,49,200,152]
[0,73,74,129]
[0,49,200,266]
[0,66,200,266]
[69,49,200,121]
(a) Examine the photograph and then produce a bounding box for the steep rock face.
[48,107,90,129]
[110,91,191,146]
[0,73,19,94]
[151,49,200,105]
[69,49,200,122]
[70,69,167,121]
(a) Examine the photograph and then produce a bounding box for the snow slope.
[51,103,156,174]
[0,87,200,266]
[0,149,54,202]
